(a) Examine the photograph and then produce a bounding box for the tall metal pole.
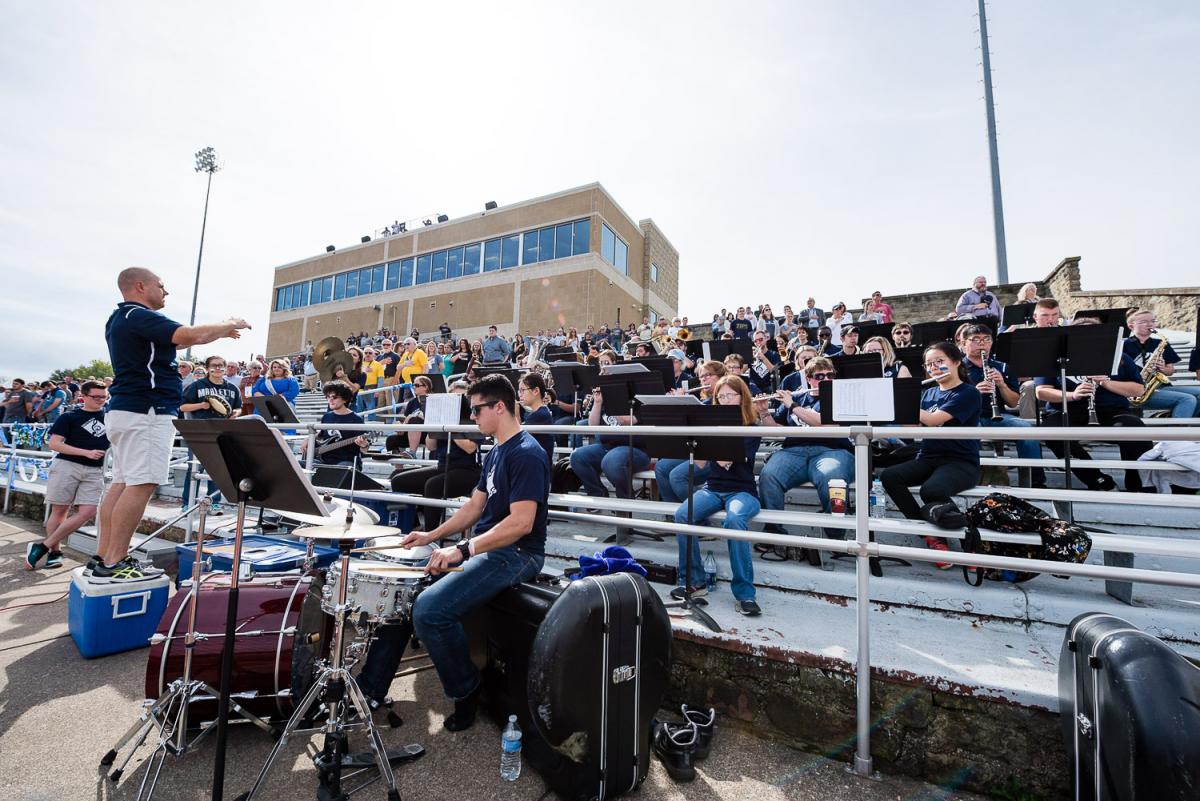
[978,0,1009,285]
[187,147,220,359]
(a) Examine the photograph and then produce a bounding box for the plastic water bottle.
[703,551,718,591]
[500,714,522,781]
[870,479,887,518]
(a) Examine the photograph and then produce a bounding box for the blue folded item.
[570,545,648,580]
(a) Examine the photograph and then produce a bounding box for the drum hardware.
[100,498,277,801]
[235,526,422,801]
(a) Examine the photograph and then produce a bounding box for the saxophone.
[1131,337,1172,407]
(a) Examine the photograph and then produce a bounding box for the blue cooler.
[384,503,416,533]
[175,535,339,584]
[68,568,170,659]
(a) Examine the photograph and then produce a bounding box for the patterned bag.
[961,492,1092,585]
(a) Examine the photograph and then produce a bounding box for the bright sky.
[2,1,1197,380]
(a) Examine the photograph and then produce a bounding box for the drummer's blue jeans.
[356,544,543,702]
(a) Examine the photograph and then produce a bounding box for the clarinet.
[1085,378,1100,426]
[982,349,1003,421]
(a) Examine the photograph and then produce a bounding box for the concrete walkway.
[0,515,987,801]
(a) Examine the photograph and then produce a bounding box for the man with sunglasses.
[356,373,550,732]
[25,382,109,570]
[758,358,855,557]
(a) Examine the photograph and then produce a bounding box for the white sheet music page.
[424,393,461,427]
[832,378,895,422]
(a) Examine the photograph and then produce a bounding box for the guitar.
[315,430,378,458]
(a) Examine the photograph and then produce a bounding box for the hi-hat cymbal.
[294,522,400,541]
[269,498,380,526]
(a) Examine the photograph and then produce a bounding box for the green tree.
[49,360,113,382]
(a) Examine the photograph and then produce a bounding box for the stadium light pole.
[186,147,220,359]
[978,0,1009,284]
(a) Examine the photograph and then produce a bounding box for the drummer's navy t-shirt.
[474,430,551,554]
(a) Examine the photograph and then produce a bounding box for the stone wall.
[857,256,1198,333]
[669,635,1070,800]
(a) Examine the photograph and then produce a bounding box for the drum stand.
[100,498,276,801]
[235,535,423,801]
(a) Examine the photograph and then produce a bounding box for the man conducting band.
[356,374,551,731]
[95,267,249,581]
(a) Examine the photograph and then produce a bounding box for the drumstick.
[354,565,465,573]
[351,544,418,553]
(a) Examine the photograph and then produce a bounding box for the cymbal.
[269,498,380,526]
[294,522,400,541]
[320,351,355,383]
[312,336,346,367]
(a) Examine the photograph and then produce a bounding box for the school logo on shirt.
[82,418,105,437]
[485,466,497,499]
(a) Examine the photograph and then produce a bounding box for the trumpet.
[981,349,1004,421]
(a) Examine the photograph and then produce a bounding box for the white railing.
[7,414,1197,777]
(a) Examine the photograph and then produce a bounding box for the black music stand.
[909,319,966,347]
[1001,303,1035,329]
[550,363,599,421]
[1005,325,1123,519]
[411,373,447,392]
[312,465,389,492]
[636,402,745,633]
[597,369,665,544]
[850,321,895,344]
[1191,308,1200,372]
[251,395,299,424]
[893,346,924,378]
[173,418,325,801]
[830,352,885,379]
[475,366,521,391]
[1074,307,1133,334]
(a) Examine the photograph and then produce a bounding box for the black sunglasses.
[469,401,499,415]
[811,372,836,380]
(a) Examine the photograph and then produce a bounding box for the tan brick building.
[265,183,679,355]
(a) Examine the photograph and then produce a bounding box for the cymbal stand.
[100,497,276,800]
[235,536,423,801]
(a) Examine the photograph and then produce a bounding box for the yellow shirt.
[362,360,385,388]
[400,349,429,383]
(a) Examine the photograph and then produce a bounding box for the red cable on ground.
[0,591,69,613]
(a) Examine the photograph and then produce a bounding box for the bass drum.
[144,572,331,722]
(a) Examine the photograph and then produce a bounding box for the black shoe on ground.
[680,705,716,760]
[653,720,698,782]
[45,550,64,569]
[443,685,480,732]
[669,585,708,601]
[25,543,49,570]
[734,599,761,617]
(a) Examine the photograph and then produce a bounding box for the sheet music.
[424,393,462,427]
[1109,332,1123,375]
[702,342,711,361]
[831,378,895,422]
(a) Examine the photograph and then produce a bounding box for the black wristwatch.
[456,540,472,562]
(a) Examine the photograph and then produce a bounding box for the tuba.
[676,328,691,342]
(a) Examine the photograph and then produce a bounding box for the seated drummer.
[356,373,551,731]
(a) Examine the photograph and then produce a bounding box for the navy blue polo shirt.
[105,302,183,415]
[917,383,981,461]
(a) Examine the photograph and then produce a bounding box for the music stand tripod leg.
[662,444,721,633]
[234,671,331,801]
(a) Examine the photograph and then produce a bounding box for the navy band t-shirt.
[182,377,243,419]
[474,430,551,554]
[704,434,761,497]
[105,301,183,415]
[316,410,364,465]
[917,383,981,461]
[49,409,109,467]
[1034,354,1141,413]
[772,393,852,451]
[521,405,555,465]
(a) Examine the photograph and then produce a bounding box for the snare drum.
[145,572,331,721]
[361,537,433,567]
[324,559,431,624]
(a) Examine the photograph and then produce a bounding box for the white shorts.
[106,409,176,486]
[45,459,105,506]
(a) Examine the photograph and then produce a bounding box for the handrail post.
[3,440,16,514]
[304,424,316,472]
[851,426,874,777]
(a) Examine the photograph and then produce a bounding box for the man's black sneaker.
[84,554,101,574]
[734,599,762,617]
[44,550,64,569]
[90,557,163,581]
[119,556,164,577]
[25,542,49,570]
[669,585,708,601]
